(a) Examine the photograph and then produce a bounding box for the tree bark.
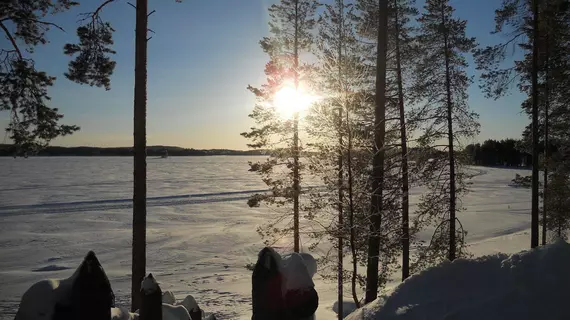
[531,0,540,249]
[394,0,410,280]
[336,2,344,317]
[132,0,148,312]
[337,106,344,319]
[441,1,456,261]
[365,0,389,304]
[542,26,550,246]
[293,0,301,253]
[346,110,359,308]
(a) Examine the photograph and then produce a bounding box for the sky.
[0,0,529,150]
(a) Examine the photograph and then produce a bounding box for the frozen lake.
[0,157,534,319]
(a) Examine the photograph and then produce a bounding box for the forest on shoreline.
[0,145,266,157]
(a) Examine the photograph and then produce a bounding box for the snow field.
[0,157,533,319]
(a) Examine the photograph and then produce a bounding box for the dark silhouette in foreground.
[251,247,318,320]
[15,251,115,320]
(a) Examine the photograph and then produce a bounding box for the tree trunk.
[394,0,410,280]
[337,2,344,317]
[531,0,540,249]
[132,0,148,312]
[337,106,344,319]
[542,28,550,246]
[346,110,359,308]
[293,0,301,253]
[441,1,456,261]
[365,0,389,304]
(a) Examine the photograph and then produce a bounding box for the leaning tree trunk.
[132,0,148,312]
[394,0,410,280]
[365,0,389,304]
[531,0,540,249]
[441,1,456,261]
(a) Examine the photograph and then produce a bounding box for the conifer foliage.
[0,0,80,154]
[242,0,319,253]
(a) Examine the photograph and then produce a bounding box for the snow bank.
[346,241,570,320]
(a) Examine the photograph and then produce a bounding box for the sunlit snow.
[0,157,533,319]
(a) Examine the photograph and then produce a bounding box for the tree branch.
[23,18,65,32]
[93,0,115,19]
[0,21,22,59]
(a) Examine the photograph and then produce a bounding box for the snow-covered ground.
[0,157,533,319]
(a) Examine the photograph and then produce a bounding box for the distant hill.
[0,144,267,157]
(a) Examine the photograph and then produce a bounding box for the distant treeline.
[464,139,532,167]
[0,145,267,157]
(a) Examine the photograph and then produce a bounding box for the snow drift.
[346,240,570,320]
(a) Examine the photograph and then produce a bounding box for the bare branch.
[128,2,136,9]
[148,10,156,17]
[0,21,22,59]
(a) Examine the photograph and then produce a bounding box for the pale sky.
[0,0,529,150]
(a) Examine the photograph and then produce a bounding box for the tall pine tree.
[65,0,183,310]
[242,0,318,253]
[411,0,478,264]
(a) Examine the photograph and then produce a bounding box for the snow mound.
[346,241,570,320]
[111,307,139,320]
[281,253,315,291]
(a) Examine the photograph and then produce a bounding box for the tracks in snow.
[0,189,267,216]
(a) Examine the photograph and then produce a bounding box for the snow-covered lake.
[0,157,534,319]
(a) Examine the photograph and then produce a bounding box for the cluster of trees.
[242,0,570,315]
[0,145,267,157]
[464,139,532,167]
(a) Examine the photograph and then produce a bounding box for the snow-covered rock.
[180,295,199,313]
[14,251,114,320]
[111,306,139,320]
[280,253,315,292]
[162,290,177,305]
[346,240,570,320]
[162,303,191,320]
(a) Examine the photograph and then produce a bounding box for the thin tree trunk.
[365,0,389,304]
[336,1,344,317]
[393,0,410,280]
[337,106,344,319]
[441,2,456,261]
[293,0,301,253]
[542,28,550,246]
[132,0,148,312]
[531,0,540,249]
[346,109,359,308]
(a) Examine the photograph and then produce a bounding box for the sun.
[273,83,318,119]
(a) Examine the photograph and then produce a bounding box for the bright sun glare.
[273,83,318,119]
